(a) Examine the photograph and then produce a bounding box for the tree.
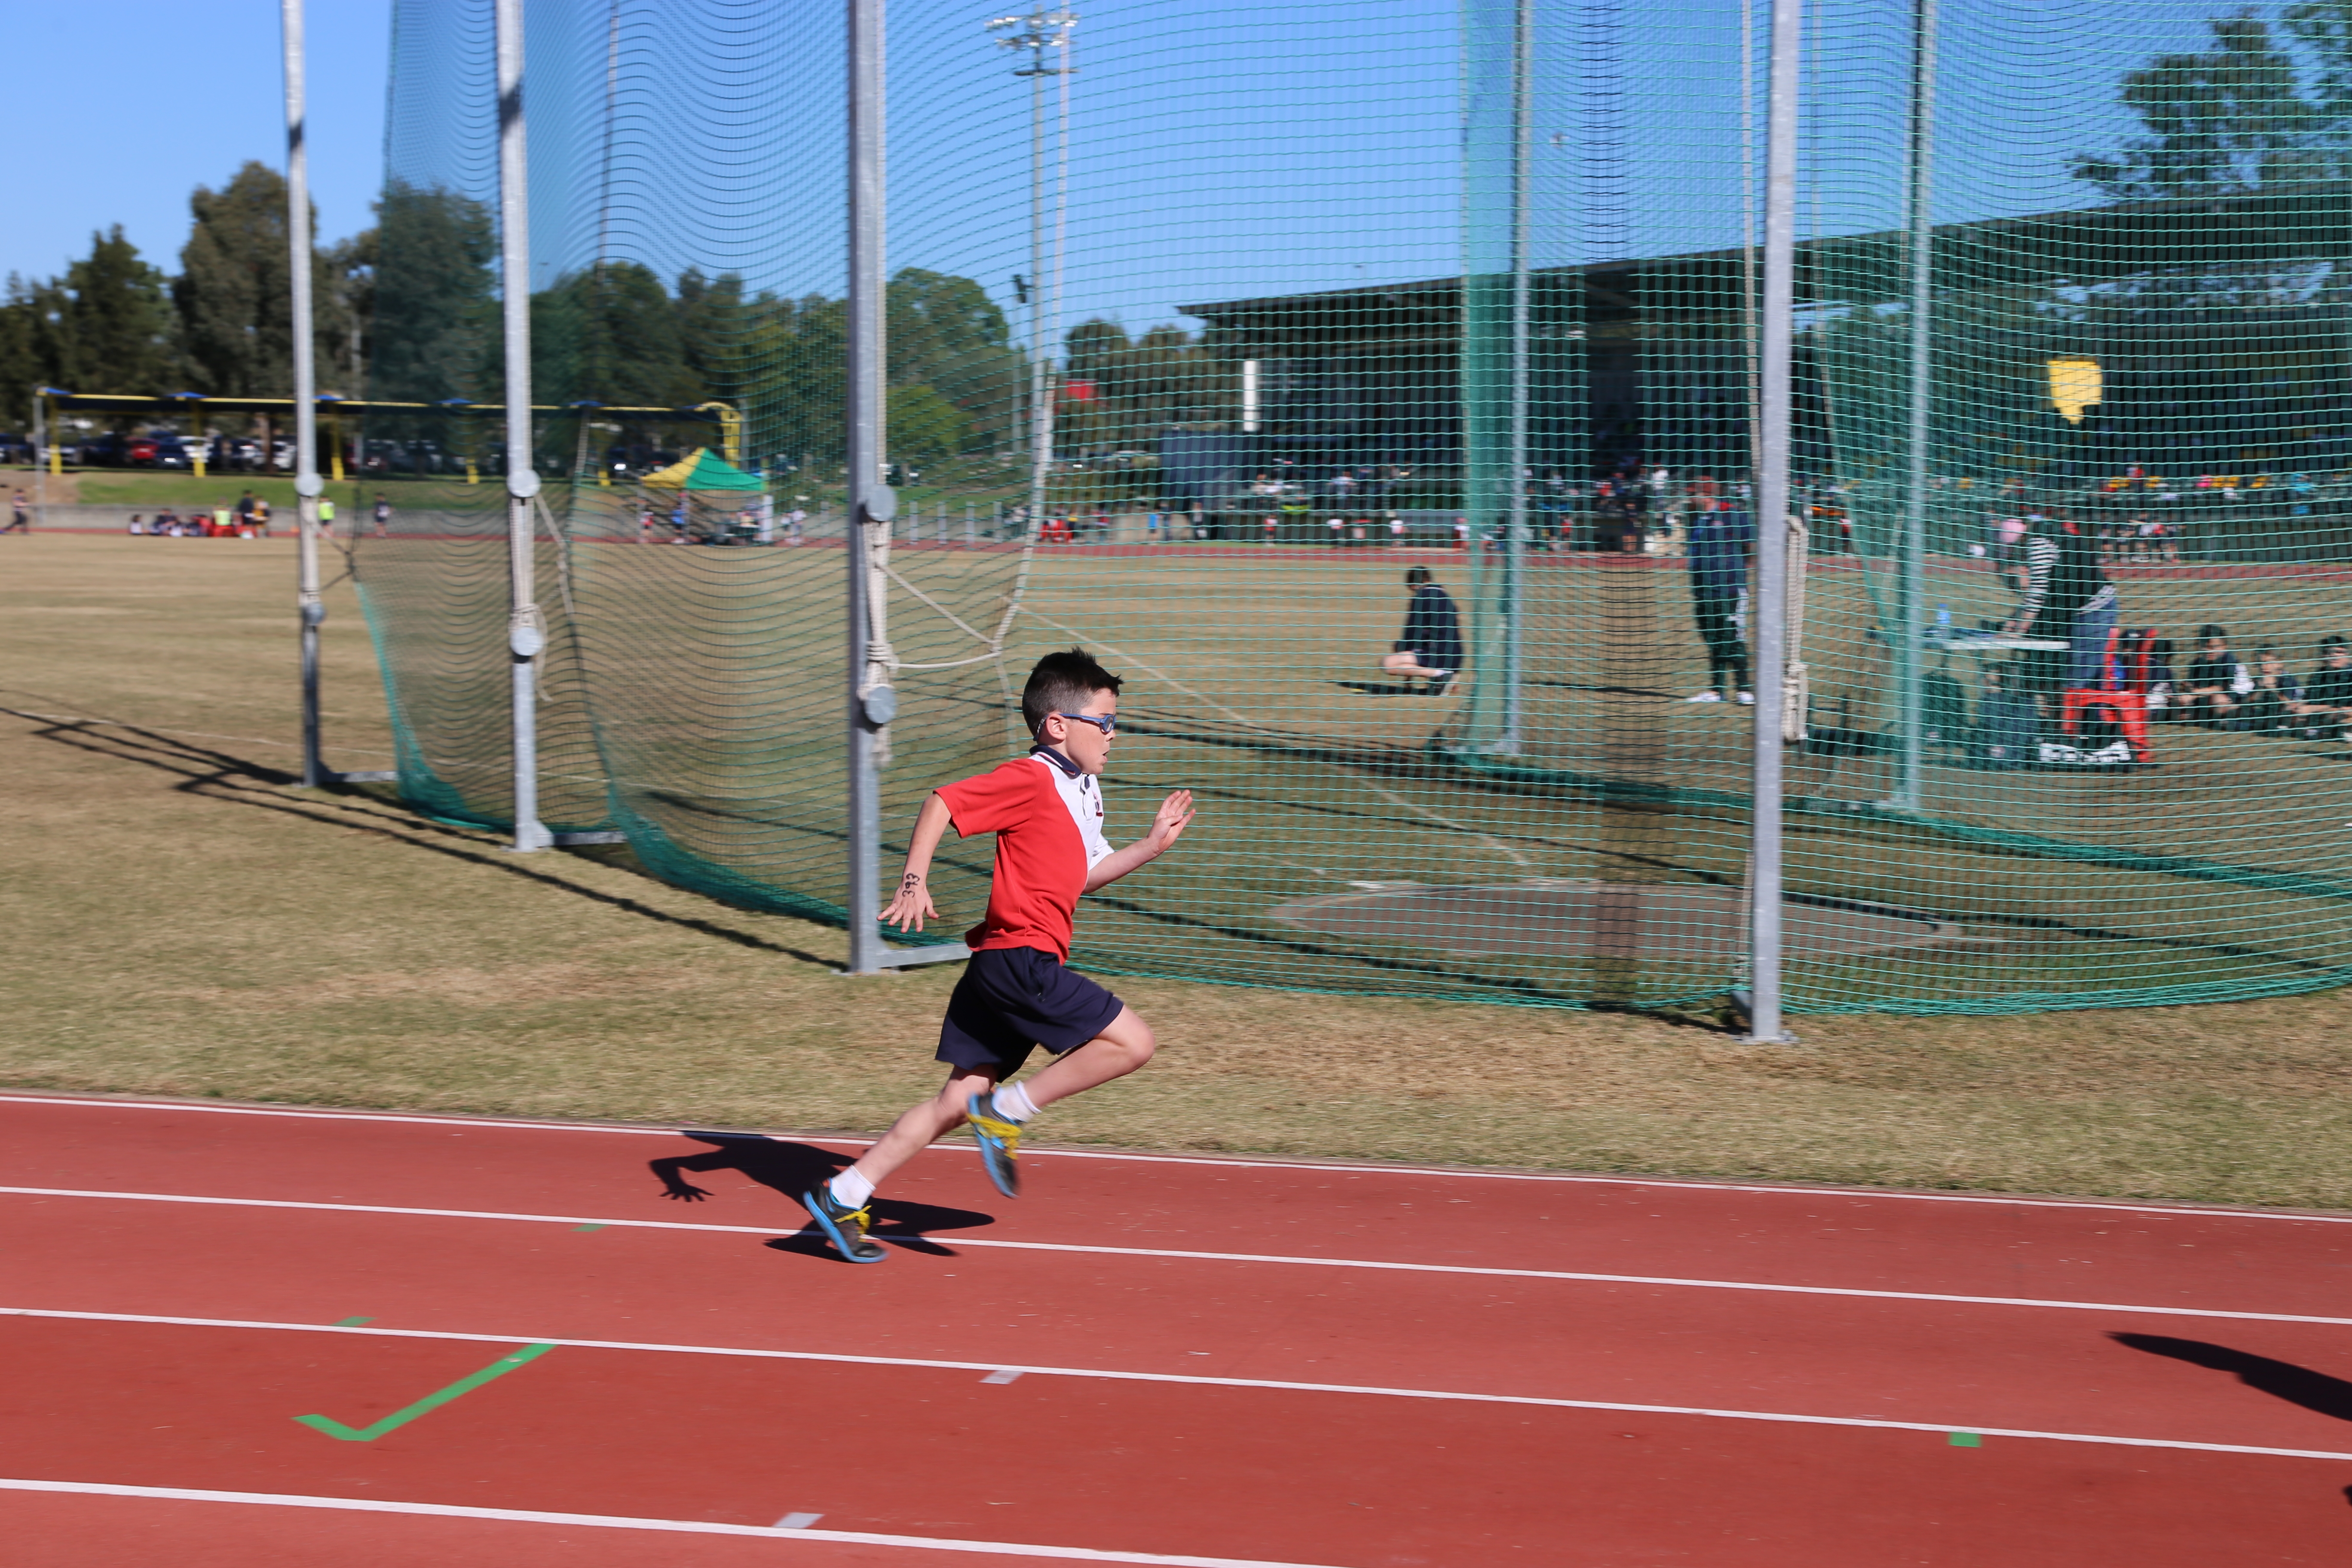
[368,180,496,404]
[319,227,376,397]
[1054,317,1235,450]
[58,227,180,392]
[742,291,846,467]
[534,260,703,409]
[888,383,971,462]
[887,268,1020,445]
[674,266,746,401]
[2073,13,2342,198]
[175,162,295,395]
[0,274,69,428]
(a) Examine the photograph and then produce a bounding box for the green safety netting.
[347,0,2352,1014]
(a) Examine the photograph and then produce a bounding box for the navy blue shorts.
[937,947,1124,1074]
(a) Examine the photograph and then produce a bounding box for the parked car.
[79,432,123,466]
[147,432,199,470]
[214,436,263,471]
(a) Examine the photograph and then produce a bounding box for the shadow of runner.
[652,1132,995,1261]
[2111,1332,2352,1422]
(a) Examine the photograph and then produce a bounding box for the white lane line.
[0,1095,696,1138]
[5,1307,2347,1465]
[4,1184,2348,1328]
[0,1478,1341,1566]
[0,1094,2343,1224]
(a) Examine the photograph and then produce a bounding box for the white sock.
[828,1168,875,1208]
[993,1081,1041,1123]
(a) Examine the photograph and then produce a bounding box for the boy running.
[800,648,1195,1262]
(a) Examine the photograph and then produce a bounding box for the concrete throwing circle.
[1271,881,1954,960]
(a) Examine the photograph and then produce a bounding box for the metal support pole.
[30,390,45,529]
[1499,0,1534,755]
[1025,49,1049,535]
[494,0,551,852]
[845,0,892,973]
[283,0,328,789]
[1889,0,1937,813]
[1745,0,1802,1044]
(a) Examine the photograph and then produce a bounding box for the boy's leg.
[1012,1006,1157,1109]
[801,1066,997,1262]
[845,1066,1000,1190]
[965,1008,1156,1199]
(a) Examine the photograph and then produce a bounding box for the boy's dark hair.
[2199,623,2228,642]
[1406,565,1433,586]
[2324,634,2346,651]
[1022,647,1121,737]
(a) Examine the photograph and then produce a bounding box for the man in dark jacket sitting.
[1380,566,1464,694]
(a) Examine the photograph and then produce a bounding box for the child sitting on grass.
[799,647,1196,1263]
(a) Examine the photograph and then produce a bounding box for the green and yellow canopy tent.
[640,447,762,492]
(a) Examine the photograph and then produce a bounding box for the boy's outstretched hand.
[882,871,937,931]
[1147,789,1196,853]
[1084,789,1198,893]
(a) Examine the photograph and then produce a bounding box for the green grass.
[8,530,2352,1209]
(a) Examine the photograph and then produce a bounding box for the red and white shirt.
[936,748,1115,959]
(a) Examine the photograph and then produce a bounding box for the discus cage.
[324,0,2352,1022]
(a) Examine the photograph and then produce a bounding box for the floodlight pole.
[494,0,551,852]
[1745,0,1802,1044]
[1888,0,1937,814]
[282,0,328,789]
[991,9,1075,537]
[1498,0,1534,755]
[846,0,892,974]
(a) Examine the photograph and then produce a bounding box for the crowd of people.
[117,493,399,539]
[126,490,277,537]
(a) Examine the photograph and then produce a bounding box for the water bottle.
[1936,601,1952,636]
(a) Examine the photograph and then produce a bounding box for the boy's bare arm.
[1085,790,1196,892]
[882,793,955,931]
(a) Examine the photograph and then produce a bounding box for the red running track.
[5,1092,2352,1566]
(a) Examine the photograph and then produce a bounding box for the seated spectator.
[1923,660,1970,753]
[1380,565,1464,694]
[2180,624,2249,726]
[2232,646,2300,733]
[2292,635,2352,740]
[1972,664,2039,769]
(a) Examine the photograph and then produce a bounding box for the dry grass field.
[7,530,2352,1208]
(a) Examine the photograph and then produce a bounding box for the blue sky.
[3,0,2241,333]
[1,0,389,285]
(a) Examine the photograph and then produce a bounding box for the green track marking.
[295,1343,556,1442]
[572,1224,606,1232]
[332,1316,375,1327]
[1948,1432,1982,1448]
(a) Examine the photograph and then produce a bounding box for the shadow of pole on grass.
[5,706,839,969]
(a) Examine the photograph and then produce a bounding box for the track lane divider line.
[0,1478,1347,1567]
[4,1184,2349,1327]
[5,1095,2350,1223]
[7,1306,2351,1464]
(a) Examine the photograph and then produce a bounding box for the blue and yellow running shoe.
[968,1091,1023,1198]
[800,1184,887,1262]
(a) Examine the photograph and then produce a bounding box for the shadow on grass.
[652,1130,996,1263]
[2,704,839,969]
